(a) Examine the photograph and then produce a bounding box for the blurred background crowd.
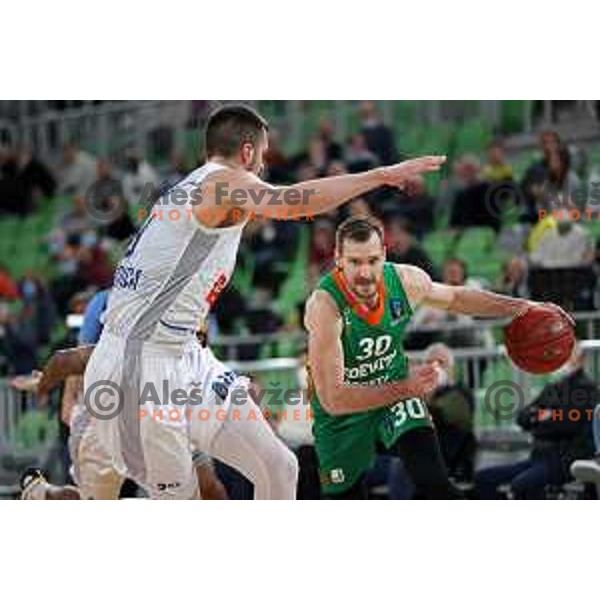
[2,100,600,499]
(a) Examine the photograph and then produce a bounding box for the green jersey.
[310,262,433,494]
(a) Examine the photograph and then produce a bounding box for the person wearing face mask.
[476,344,599,499]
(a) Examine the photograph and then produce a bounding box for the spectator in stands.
[449,154,499,231]
[51,233,113,315]
[0,263,19,301]
[58,143,97,198]
[0,302,37,375]
[56,195,96,234]
[0,150,31,216]
[481,139,513,183]
[529,218,594,268]
[476,344,599,499]
[358,100,398,165]
[160,151,189,192]
[122,149,159,208]
[242,220,297,295]
[424,343,477,482]
[494,256,528,297]
[306,134,329,177]
[92,158,136,241]
[345,132,379,174]
[263,129,291,184]
[410,258,493,351]
[16,147,56,199]
[383,175,435,237]
[308,219,336,285]
[17,274,56,351]
[317,116,343,162]
[385,217,437,278]
[521,131,564,222]
[541,146,582,212]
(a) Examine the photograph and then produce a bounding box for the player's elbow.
[320,387,348,416]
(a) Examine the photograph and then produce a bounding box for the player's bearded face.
[337,237,385,304]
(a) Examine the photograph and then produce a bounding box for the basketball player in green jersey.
[305,216,545,499]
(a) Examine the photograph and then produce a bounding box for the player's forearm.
[38,346,95,396]
[446,288,533,320]
[283,169,386,217]
[325,379,419,415]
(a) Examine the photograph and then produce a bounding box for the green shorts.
[313,397,433,495]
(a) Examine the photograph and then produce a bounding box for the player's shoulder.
[304,289,341,329]
[391,263,433,305]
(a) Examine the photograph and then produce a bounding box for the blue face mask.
[21,280,37,300]
[81,231,98,248]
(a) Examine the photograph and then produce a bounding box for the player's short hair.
[335,216,384,254]
[205,104,269,158]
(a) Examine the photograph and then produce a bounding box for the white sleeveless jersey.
[104,162,245,347]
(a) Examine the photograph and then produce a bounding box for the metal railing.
[210,310,600,360]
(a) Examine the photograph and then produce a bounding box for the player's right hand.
[406,363,440,397]
[380,156,446,188]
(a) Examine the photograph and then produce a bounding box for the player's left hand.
[380,156,446,188]
[10,371,42,393]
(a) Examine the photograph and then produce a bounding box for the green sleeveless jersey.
[309,262,432,494]
[311,262,413,402]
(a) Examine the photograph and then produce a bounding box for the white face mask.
[434,365,450,388]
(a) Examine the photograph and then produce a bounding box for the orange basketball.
[504,304,576,374]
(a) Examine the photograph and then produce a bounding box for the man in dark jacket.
[476,345,599,499]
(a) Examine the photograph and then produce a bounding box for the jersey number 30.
[355,335,392,360]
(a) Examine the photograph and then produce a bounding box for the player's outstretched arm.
[304,290,439,415]
[200,156,445,221]
[396,264,536,319]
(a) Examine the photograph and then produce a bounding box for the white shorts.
[84,332,248,499]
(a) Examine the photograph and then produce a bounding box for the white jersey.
[104,162,245,347]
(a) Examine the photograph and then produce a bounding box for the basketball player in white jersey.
[85,104,446,499]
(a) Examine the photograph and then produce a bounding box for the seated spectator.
[242,220,298,295]
[122,149,159,208]
[308,219,336,288]
[0,302,37,375]
[56,195,96,234]
[0,263,19,300]
[15,147,56,201]
[385,217,437,278]
[358,100,398,165]
[529,219,594,268]
[306,134,329,177]
[424,343,477,482]
[482,139,513,183]
[410,258,493,352]
[317,116,343,162]
[0,151,31,216]
[17,274,57,350]
[520,130,562,221]
[345,132,379,174]
[92,158,136,240]
[539,146,582,213]
[476,344,599,499]
[58,143,97,198]
[263,129,291,184]
[382,175,435,237]
[494,256,528,297]
[449,155,499,231]
[51,233,113,314]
